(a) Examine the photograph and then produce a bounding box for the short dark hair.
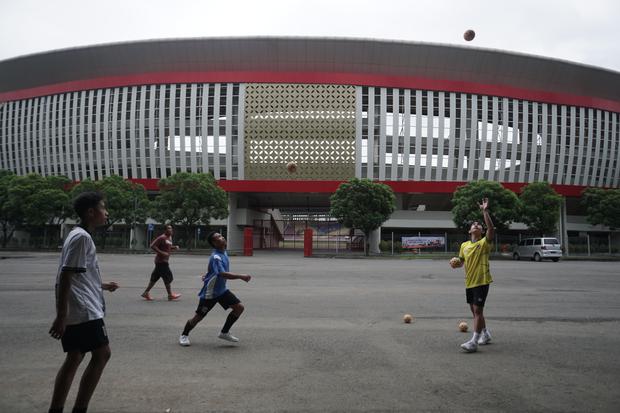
[468,221,485,232]
[206,231,218,248]
[73,192,104,220]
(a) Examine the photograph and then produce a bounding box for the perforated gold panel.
[244,84,355,180]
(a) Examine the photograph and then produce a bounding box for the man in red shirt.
[141,224,181,301]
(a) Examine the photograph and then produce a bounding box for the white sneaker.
[218,332,239,343]
[460,340,478,353]
[179,334,191,346]
[478,330,492,345]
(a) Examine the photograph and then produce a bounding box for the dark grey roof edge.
[1,36,618,103]
[1,35,618,76]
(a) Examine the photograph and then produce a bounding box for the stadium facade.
[1,37,619,253]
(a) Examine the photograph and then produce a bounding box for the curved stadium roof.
[1,37,619,110]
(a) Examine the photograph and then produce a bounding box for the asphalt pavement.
[1,251,619,412]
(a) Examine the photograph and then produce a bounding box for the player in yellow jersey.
[451,197,494,353]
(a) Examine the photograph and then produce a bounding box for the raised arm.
[479,197,495,241]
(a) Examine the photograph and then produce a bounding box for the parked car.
[513,238,562,262]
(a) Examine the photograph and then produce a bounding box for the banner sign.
[401,236,445,249]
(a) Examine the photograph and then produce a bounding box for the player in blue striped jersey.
[179,232,251,346]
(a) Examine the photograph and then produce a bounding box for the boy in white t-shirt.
[48,192,119,413]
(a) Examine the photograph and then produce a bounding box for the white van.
[513,238,563,262]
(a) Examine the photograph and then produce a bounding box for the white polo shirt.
[56,227,105,325]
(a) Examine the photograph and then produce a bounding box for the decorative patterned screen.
[244,84,355,180]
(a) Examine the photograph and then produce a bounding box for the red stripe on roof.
[2,71,619,112]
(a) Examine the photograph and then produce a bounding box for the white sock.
[472,332,481,343]
[482,328,488,335]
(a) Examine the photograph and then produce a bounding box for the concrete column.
[226,192,244,253]
[131,225,146,250]
[369,227,381,254]
[60,223,69,243]
[559,197,569,256]
[611,232,620,255]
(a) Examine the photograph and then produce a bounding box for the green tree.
[0,170,18,247]
[6,173,72,247]
[71,175,150,248]
[27,175,72,227]
[519,182,562,236]
[451,180,519,232]
[330,178,396,255]
[152,172,228,248]
[582,188,620,230]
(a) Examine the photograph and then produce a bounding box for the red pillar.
[243,227,253,256]
[304,228,313,257]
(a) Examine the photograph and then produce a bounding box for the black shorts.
[150,262,173,284]
[61,318,109,353]
[466,284,490,307]
[196,290,241,316]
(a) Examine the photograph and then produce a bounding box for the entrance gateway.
[253,208,364,252]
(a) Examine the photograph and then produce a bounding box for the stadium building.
[0,37,619,253]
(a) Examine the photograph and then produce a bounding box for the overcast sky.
[1,0,619,72]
